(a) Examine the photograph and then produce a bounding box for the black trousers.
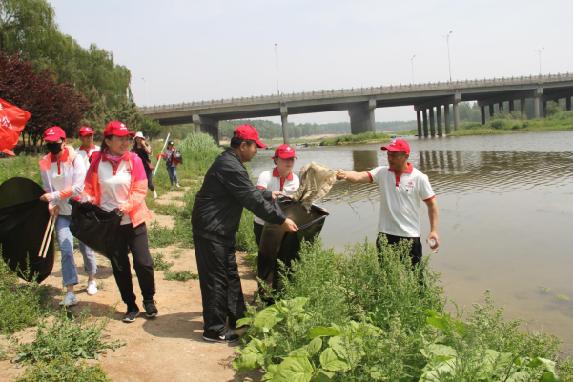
[193,233,246,336]
[108,223,155,308]
[376,232,422,266]
[253,222,263,246]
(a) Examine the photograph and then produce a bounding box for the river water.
[249,131,573,352]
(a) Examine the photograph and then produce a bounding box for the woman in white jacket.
[39,126,97,306]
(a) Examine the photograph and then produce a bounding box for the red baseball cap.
[234,124,266,148]
[78,126,94,136]
[274,144,296,159]
[381,139,411,155]
[43,126,66,142]
[104,120,134,137]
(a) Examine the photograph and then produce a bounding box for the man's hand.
[281,218,298,232]
[271,191,284,200]
[336,170,348,180]
[427,231,440,252]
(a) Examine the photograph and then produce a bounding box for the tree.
[0,52,90,148]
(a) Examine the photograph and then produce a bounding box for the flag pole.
[153,132,170,177]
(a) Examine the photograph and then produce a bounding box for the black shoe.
[122,306,139,323]
[143,300,158,319]
[202,330,240,343]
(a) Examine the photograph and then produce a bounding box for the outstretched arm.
[336,170,372,183]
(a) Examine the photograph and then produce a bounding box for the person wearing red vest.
[82,121,157,323]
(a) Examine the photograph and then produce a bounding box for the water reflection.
[325,149,573,203]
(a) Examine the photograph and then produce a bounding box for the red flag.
[0,98,31,156]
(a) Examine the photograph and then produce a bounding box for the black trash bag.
[0,177,54,283]
[69,200,121,258]
[257,197,329,301]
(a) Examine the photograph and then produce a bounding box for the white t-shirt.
[368,163,435,237]
[76,145,100,171]
[255,168,300,225]
[98,160,132,225]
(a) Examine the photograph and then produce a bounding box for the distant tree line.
[0,0,161,150]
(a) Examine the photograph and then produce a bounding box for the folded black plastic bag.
[69,199,121,258]
[0,177,54,283]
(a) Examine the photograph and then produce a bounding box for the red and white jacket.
[39,146,86,216]
[83,151,152,227]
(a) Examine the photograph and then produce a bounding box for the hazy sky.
[49,0,572,123]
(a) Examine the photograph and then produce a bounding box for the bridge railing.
[139,72,572,113]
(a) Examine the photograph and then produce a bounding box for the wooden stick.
[39,214,55,259]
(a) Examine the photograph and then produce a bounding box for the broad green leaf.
[506,371,531,382]
[253,306,281,332]
[420,358,457,382]
[319,348,350,372]
[420,344,457,360]
[308,326,341,339]
[235,317,252,328]
[271,355,315,382]
[233,352,259,372]
[306,337,323,355]
[311,370,335,382]
[289,347,310,357]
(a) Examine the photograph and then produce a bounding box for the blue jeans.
[167,165,178,186]
[55,215,97,286]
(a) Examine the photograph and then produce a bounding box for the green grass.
[449,111,572,137]
[14,356,111,382]
[0,259,47,334]
[0,154,41,184]
[15,310,123,365]
[151,253,173,271]
[234,239,571,381]
[164,270,198,282]
[319,131,391,146]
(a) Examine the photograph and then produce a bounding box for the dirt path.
[0,188,257,382]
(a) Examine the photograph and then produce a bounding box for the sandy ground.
[0,188,258,382]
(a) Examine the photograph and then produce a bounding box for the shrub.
[15,310,122,364]
[164,270,198,282]
[15,356,111,382]
[151,253,173,271]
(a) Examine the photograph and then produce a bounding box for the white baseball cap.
[134,131,145,139]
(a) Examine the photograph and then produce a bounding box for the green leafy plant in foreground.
[14,355,111,382]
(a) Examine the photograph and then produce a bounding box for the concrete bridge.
[139,73,572,143]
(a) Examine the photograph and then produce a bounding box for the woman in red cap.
[39,126,98,307]
[76,126,100,170]
[82,120,157,323]
[254,144,300,245]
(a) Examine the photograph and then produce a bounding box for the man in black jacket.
[192,124,298,343]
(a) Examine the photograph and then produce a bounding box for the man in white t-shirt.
[336,139,439,265]
[76,126,100,170]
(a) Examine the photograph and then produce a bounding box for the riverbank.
[318,131,391,146]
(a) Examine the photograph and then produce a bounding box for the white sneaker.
[60,292,78,307]
[175,183,181,188]
[87,280,98,295]
[153,190,158,199]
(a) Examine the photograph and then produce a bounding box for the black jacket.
[192,149,286,244]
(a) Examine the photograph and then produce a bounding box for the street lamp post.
[445,30,453,82]
[535,47,544,75]
[410,54,416,84]
[274,43,280,95]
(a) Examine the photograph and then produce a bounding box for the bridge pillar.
[480,105,486,125]
[429,107,436,137]
[422,108,429,137]
[416,109,422,137]
[453,92,461,130]
[509,99,515,112]
[437,105,443,136]
[192,114,219,144]
[498,102,504,113]
[280,104,289,144]
[444,104,451,134]
[542,100,547,117]
[533,87,543,118]
[520,98,526,117]
[488,104,495,117]
[348,100,376,134]
[566,96,572,111]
